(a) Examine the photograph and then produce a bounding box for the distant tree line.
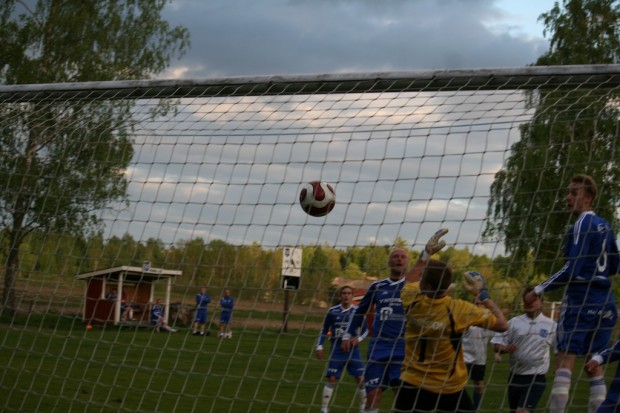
[1,230,573,310]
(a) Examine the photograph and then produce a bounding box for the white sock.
[550,368,572,413]
[357,384,367,413]
[589,375,606,413]
[322,384,334,411]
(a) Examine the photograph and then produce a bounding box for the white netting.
[1,65,619,412]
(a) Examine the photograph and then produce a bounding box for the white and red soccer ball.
[299,181,336,217]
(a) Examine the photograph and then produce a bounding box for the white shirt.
[462,326,494,365]
[491,312,556,375]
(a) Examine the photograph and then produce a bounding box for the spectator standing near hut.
[192,287,212,336]
[219,289,234,338]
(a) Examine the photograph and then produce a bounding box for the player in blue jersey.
[192,286,212,336]
[316,285,368,413]
[585,340,620,412]
[525,174,619,413]
[341,229,449,413]
[218,289,234,338]
[150,298,177,332]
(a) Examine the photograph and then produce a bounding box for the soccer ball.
[299,181,336,217]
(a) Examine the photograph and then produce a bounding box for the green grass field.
[0,312,612,412]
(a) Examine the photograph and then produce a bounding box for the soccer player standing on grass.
[316,285,368,413]
[341,229,448,413]
[395,266,507,412]
[462,324,495,412]
[524,174,619,413]
[218,289,234,338]
[192,287,212,336]
[492,286,556,413]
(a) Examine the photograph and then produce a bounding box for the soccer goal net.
[1,65,619,412]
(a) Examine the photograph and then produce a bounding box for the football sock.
[357,383,367,413]
[550,368,571,413]
[322,383,334,410]
[589,375,606,413]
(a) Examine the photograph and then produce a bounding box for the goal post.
[1,65,619,412]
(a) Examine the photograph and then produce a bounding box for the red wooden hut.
[76,264,182,326]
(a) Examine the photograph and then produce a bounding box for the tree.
[537,0,620,65]
[139,238,168,269]
[484,0,620,278]
[0,0,189,314]
[301,245,338,304]
[359,244,390,278]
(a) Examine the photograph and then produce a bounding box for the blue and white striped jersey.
[538,211,619,306]
[317,304,367,351]
[346,277,406,361]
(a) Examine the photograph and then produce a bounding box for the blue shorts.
[326,348,365,380]
[194,309,207,324]
[220,311,232,324]
[364,359,403,391]
[556,305,616,355]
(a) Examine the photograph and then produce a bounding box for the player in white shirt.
[463,324,496,411]
[492,286,557,413]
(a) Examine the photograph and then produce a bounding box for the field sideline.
[0,312,612,412]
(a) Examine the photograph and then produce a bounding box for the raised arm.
[405,228,449,283]
[462,271,507,332]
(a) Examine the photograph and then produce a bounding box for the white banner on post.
[281,247,302,289]
[281,247,302,277]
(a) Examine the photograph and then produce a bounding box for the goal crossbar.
[2,64,620,103]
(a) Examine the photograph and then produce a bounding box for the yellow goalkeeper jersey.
[400,282,497,394]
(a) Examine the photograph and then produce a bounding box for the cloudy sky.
[103,0,562,259]
[160,0,555,78]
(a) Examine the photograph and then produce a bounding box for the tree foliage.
[537,0,620,65]
[11,230,521,310]
[484,0,620,278]
[0,0,189,313]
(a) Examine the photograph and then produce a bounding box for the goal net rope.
[1,65,619,412]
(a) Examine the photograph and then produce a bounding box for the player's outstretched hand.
[585,358,600,374]
[341,334,353,352]
[462,271,490,301]
[421,228,449,262]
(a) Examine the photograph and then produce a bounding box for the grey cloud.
[162,0,550,78]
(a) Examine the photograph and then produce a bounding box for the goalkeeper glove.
[420,228,449,262]
[462,271,490,302]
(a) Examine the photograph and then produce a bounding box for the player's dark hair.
[571,173,597,201]
[422,259,453,294]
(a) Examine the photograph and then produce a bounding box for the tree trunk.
[2,234,20,317]
[1,128,36,317]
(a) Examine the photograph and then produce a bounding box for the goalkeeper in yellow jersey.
[394,261,508,412]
